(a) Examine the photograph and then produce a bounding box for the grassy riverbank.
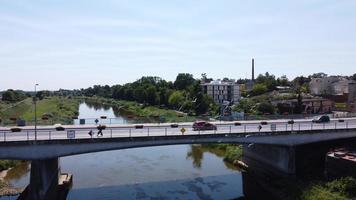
[80,96,202,122]
[0,97,79,126]
[0,160,21,171]
[300,177,356,200]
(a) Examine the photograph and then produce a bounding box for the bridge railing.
[0,120,355,142]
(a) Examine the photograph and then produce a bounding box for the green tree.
[174,73,195,90]
[257,102,275,114]
[2,89,27,102]
[133,86,146,103]
[145,86,159,105]
[168,91,185,109]
[251,84,268,96]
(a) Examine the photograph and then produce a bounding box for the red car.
[192,121,217,131]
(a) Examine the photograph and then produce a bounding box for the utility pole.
[34,84,39,141]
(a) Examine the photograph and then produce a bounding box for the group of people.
[88,118,104,137]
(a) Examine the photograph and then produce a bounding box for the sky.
[0,0,356,91]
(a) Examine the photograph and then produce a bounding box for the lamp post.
[34,84,39,140]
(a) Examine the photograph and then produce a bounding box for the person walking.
[97,125,104,137]
[258,125,262,132]
[88,130,93,137]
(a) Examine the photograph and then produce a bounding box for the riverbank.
[300,177,356,200]
[79,96,203,123]
[0,165,24,197]
[0,96,80,126]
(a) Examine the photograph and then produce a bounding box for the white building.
[201,80,241,105]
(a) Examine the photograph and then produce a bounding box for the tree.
[1,89,27,102]
[255,72,277,91]
[133,87,146,103]
[194,93,213,114]
[145,86,159,105]
[277,75,289,86]
[257,102,275,114]
[310,72,328,78]
[251,84,268,96]
[351,74,356,82]
[174,73,195,90]
[1,90,15,102]
[168,91,185,109]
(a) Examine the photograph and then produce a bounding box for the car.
[192,121,217,131]
[170,123,179,128]
[312,115,330,123]
[260,121,268,125]
[54,124,65,131]
[135,125,144,129]
[234,122,242,126]
[10,127,22,132]
[288,120,295,124]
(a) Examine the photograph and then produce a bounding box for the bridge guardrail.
[0,120,355,142]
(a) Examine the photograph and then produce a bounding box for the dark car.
[170,123,179,128]
[192,121,217,131]
[312,115,330,123]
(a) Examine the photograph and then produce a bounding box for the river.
[1,102,244,200]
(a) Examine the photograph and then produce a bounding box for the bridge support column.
[28,158,60,200]
[242,144,296,176]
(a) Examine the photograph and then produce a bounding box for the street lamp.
[34,84,39,140]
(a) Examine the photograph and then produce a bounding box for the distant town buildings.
[272,97,334,114]
[309,76,356,112]
[309,76,350,96]
[201,80,241,105]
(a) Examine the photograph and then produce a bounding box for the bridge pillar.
[28,158,60,200]
[242,144,296,176]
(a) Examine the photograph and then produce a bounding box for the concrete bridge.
[1,118,356,200]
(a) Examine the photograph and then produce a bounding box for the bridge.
[1,118,356,200]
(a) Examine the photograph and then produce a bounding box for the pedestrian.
[97,125,104,137]
[95,119,99,125]
[258,125,262,132]
[88,130,93,137]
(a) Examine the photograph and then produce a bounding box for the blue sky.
[1,0,356,91]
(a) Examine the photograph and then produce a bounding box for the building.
[201,80,241,105]
[272,98,334,114]
[309,76,350,96]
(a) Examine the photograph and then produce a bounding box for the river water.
[1,102,244,200]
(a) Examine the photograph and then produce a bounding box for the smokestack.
[252,58,255,81]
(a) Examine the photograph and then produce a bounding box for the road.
[1,118,356,142]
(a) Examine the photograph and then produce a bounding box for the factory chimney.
[252,58,255,82]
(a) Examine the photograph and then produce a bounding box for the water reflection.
[84,100,112,112]
[187,145,239,171]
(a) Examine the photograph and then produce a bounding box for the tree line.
[80,73,217,115]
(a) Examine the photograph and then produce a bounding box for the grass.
[0,99,33,121]
[300,177,356,200]
[0,97,79,126]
